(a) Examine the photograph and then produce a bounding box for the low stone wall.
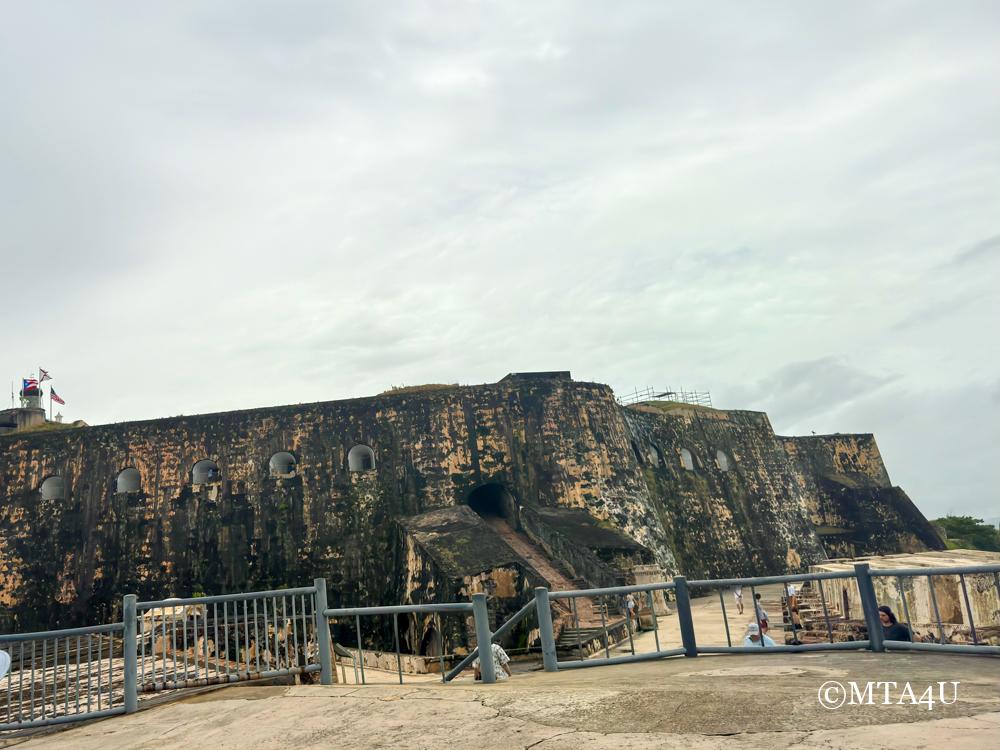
[627,564,671,615]
[518,505,622,589]
[811,553,1000,645]
[335,646,458,675]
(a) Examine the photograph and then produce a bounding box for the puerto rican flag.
[22,378,39,394]
[50,388,66,406]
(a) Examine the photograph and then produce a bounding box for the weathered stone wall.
[0,374,940,634]
[623,403,829,579]
[0,376,671,631]
[782,435,944,556]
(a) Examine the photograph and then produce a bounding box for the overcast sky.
[2,2,997,521]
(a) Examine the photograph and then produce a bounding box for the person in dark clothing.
[878,605,912,641]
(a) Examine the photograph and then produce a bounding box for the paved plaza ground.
[5,649,998,749]
[3,587,998,748]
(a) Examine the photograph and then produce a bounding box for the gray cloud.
[949,234,1000,266]
[2,2,998,521]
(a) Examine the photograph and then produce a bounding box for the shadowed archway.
[466,483,519,526]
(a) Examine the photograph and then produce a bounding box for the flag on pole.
[50,388,66,405]
[22,378,39,394]
[39,368,52,382]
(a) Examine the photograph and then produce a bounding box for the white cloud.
[1,1,998,520]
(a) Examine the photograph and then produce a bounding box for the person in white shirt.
[472,642,512,681]
[0,649,10,681]
[733,585,744,614]
[625,593,639,630]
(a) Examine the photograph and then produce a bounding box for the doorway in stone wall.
[466,483,519,527]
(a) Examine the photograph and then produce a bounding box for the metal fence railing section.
[2,564,998,732]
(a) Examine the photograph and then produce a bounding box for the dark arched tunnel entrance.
[466,483,519,526]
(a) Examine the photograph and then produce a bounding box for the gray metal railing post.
[854,563,883,652]
[314,578,333,685]
[123,594,138,714]
[958,574,978,645]
[534,587,558,672]
[673,576,697,657]
[471,593,495,684]
[718,589,732,648]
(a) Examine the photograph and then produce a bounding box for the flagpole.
[49,386,52,421]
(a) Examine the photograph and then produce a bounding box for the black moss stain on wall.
[781,435,944,555]
[0,379,650,630]
[625,407,828,579]
[0,377,939,632]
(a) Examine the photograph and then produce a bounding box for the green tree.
[932,516,1000,552]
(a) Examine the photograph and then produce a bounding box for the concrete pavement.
[6,650,998,749]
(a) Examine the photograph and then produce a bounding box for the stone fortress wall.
[0,372,943,644]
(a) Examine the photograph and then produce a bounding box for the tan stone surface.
[8,651,999,749]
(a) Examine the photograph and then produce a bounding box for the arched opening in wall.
[680,448,695,472]
[420,624,441,657]
[630,440,645,465]
[269,451,296,477]
[715,450,731,472]
[395,613,412,653]
[651,444,665,467]
[116,468,141,493]
[40,476,66,500]
[347,445,375,472]
[467,483,518,525]
[192,459,220,485]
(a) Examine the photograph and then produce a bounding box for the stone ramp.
[482,516,604,627]
[12,652,1000,749]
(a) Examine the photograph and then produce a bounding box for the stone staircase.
[482,516,605,628]
[481,516,634,656]
[786,586,866,643]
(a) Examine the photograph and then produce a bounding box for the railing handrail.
[687,570,858,587]
[325,602,473,617]
[3,561,999,733]
[0,621,124,643]
[550,581,677,598]
[136,585,317,609]
[444,598,537,682]
[869,563,1000,577]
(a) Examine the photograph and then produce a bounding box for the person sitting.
[742,622,776,647]
[472,642,512,681]
[878,605,912,642]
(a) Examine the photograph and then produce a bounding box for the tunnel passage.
[466,483,519,526]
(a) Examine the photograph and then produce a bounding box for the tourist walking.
[784,582,798,610]
[733,585,744,614]
[625,593,639,630]
[754,593,769,633]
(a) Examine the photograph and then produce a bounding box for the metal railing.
[3,564,998,732]
[323,595,486,684]
[617,386,713,407]
[134,582,323,692]
[444,597,537,682]
[1,580,324,733]
[685,569,869,654]
[530,563,1000,672]
[869,563,1000,655]
[542,581,684,669]
[1,622,127,730]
